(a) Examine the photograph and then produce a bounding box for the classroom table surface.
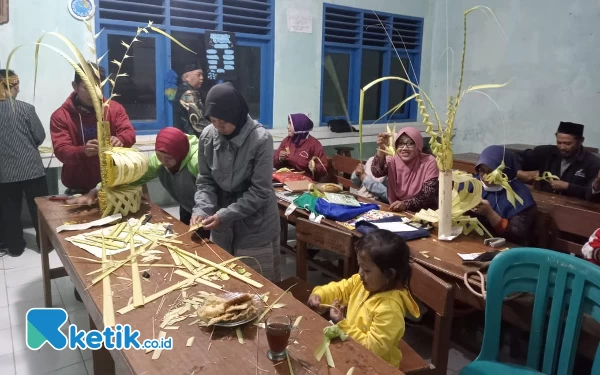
[452,153,480,165]
[529,187,600,213]
[504,143,536,152]
[276,189,498,286]
[36,198,403,375]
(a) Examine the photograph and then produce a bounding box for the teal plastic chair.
[459,247,600,375]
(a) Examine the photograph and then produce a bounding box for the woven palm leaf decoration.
[6,21,194,217]
[353,6,520,237]
[412,171,493,237]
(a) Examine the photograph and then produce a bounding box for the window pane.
[360,50,383,121]
[170,32,214,100]
[388,57,410,117]
[107,35,156,121]
[228,45,261,120]
[323,52,350,118]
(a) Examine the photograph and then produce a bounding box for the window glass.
[323,52,350,118]
[228,45,261,120]
[388,57,410,117]
[360,50,383,121]
[107,35,156,121]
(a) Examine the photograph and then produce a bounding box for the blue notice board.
[205,31,236,81]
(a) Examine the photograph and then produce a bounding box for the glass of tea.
[265,315,297,361]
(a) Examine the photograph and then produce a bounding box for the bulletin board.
[204,31,236,81]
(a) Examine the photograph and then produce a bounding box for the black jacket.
[520,145,600,199]
[173,83,210,137]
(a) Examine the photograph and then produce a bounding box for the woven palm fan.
[98,185,143,217]
[98,147,148,216]
[412,170,493,237]
[103,148,148,187]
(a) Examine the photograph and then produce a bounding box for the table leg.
[39,212,53,308]
[296,241,308,281]
[343,253,357,279]
[90,316,115,375]
[280,217,288,247]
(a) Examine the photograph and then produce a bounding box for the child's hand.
[307,294,321,310]
[330,299,344,323]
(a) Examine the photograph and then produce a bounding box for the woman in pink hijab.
[371,127,439,212]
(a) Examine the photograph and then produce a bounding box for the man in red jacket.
[50,64,136,193]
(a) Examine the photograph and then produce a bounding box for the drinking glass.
[265,315,298,361]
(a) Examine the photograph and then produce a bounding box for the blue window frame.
[320,4,424,126]
[96,0,274,133]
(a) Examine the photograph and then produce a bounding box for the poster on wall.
[287,8,313,34]
[0,0,9,25]
[204,31,236,81]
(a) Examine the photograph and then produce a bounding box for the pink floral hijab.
[387,127,439,202]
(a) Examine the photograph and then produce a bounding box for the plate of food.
[196,292,263,327]
[316,183,343,193]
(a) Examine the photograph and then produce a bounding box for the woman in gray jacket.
[191,83,280,281]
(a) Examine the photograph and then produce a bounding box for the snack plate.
[198,293,264,328]
[212,313,259,328]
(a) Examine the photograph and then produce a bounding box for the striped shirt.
[0,99,46,183]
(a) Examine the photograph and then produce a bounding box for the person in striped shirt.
[0,70,48,257]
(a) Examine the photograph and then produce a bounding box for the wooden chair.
[331,154,361,190]
[399,262,454,375]
[550,204,600,257]
[334,146,354,157]
[295,218,356,280]
[276,276,313,304]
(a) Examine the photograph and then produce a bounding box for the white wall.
[1,0,435,135]
[0,0,91,145]
[429,0,600,154]
[272,0,434,129]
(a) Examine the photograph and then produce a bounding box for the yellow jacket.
[312,274,419,367]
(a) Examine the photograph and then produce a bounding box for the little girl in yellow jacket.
[308,230,419,367]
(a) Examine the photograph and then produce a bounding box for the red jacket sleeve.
[109,103,136,147]
[50,110,86,163]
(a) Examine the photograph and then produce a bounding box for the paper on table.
[65,219,169,258]
[458,253,483,261]
[56,214,122,233]
[373,222,418,232]
[438,226,464,241]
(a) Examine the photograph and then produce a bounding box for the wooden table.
[505,143,600,155]
[276,191,493,295]
[37,198,403,375]
[277,192,371,280]
[529,188,600,248]
[452,153,479,174]
[504,143,536,153]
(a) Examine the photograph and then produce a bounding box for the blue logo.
[26,308,68,350]
[26,308,173,351]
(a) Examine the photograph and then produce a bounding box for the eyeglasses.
[397,142,416,149]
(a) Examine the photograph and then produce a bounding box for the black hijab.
[204,82,249,140]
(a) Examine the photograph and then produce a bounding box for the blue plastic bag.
[315,199,379,222]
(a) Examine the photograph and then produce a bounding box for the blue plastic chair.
[459,248,600,375]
